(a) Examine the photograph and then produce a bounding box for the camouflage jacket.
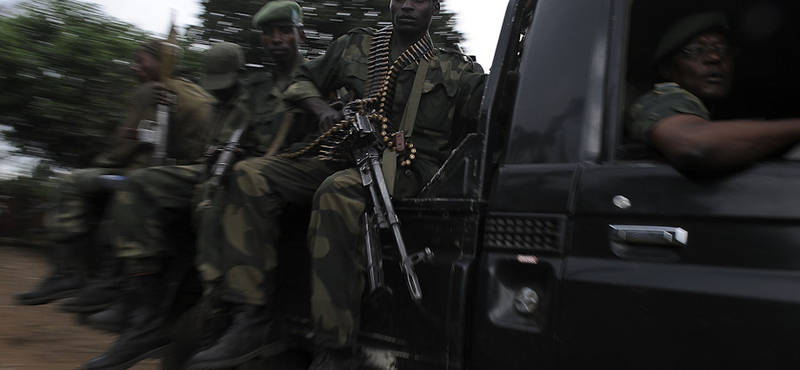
[211,56,314,158]
[284,27,486,197]
[627,82,711,145]
[91,78,216,171]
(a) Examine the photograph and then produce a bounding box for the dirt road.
[0,244,159,370]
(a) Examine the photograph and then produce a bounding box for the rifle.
[138,13,179,166]
[137,91,176,166]
[196,118,249,211]
[345,101,434,301]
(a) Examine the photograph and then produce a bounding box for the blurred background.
[0,0,505,246]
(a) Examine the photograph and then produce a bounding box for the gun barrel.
[349,105,428,301]
[364,214,384,292]
[369,148,424,301]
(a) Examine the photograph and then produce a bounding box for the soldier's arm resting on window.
[650,114,800,172]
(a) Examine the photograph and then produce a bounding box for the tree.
[0,0,151,169]
[0,0,206,171]
[191,0,465,67]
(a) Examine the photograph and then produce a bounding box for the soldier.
[83,2,314,369]
[628,11,800,173]
[183,3,314,369]
[16,39,215,309]
[188,0,486,369]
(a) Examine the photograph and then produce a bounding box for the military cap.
[139,39,184,63]
[252,1,304,28]
[200,42,245,91]
[652,11,730,65]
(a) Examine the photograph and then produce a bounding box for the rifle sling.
[383,58,429,196]
[265,112,295,157]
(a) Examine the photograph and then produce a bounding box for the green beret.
[652,11,730,65]
[200,42,245,91]
[252,1,304,28]
[139,39,184,64]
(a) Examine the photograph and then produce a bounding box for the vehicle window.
[619,0,800,161]
[503,0,611,165]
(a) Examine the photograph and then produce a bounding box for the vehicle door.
[558,0,800,368]
[471,0,615,368]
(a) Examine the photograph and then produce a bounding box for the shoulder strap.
[383,58,430,195]
[400,58,429,136]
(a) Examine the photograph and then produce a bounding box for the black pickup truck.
[165,0,800,368]
[332,0,800,369]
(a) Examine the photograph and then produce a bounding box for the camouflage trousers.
[223,154,423,347]
[50,167,125,243]
[308,168,369,348]
[215,155,345,306]
[309,164,424,348]
[111,164,206,272]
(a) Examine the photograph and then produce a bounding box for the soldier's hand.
[317,108,343,132]
[299,97,343,132]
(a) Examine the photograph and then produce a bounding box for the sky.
[81,0,509,69]
[0,126,40,180]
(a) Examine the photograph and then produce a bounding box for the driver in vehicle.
[627,11,800,173]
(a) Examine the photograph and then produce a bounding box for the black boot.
[84,301,127,334]
[309,347,358,370]
[192,294,233,352]
[60,281,120,313]
[17,243,84,305]
[60,257,122,313]
[83,273,173,370]
[185,304,286,370]
[163,295,232,370]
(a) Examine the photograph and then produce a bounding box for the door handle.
[609,225,688,247]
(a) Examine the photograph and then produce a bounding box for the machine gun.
[345,101,434,301]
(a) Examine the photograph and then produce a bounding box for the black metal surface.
[262,0,800,368]
[560,162,800,368]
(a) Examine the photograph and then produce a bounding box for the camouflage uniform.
[16,36,218,311]
[625,10,727,161]
[52,79,214,245]
[217,27,485,347]
[110,61,311,277]
[626,82,710,145]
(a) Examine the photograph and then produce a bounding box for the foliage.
[0,0,150,169]
[191,0,465,66]
[0,175,57,202]
[0,172,58,242]
[0,0,205,171]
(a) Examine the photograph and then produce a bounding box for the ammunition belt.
[279,27,434,166]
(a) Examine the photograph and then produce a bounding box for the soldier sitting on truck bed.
[627,11,800,173]
[16,39,215,310]
[82,3,317,369]
[185,0,486,369]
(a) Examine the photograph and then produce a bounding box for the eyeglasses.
[680,44,739,61]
